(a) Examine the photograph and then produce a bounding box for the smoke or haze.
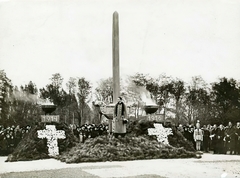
[12,90,54,105]
[139,87,156,105]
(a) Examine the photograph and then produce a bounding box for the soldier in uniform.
[193,121,203,151]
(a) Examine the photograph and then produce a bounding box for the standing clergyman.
[113,97,128,137]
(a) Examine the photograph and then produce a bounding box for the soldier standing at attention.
[194,121,203,152]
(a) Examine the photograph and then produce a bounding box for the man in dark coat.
[225,121,236,154]
[234,122,240,155]
[183,125,189,140]
[216,124,225,154]
[188,124,195,147]
[202,125,210,152]
[210,124,218,154]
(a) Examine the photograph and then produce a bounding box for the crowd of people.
[0,125,31,155]
[178,121,240,155]
[70,123,108,142]
[0,123,109,155]
[1,121,240,156]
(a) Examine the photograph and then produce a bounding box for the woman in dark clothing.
[202,125,210,152]
[210,124,218,154]
[225,122,236,154]
[216,124,225,154]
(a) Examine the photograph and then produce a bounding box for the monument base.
[6,122,78,162]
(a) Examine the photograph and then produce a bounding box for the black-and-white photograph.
[0,0,240,177]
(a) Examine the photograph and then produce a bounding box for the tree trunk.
[176,100,179,125]
[77,111,81,126]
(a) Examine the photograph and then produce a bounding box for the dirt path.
[0,154,240,178]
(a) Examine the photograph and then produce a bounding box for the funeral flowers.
[37,125,66,156]
[148,123,173,145]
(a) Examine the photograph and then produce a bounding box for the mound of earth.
[6,119,196,163]
[57,134,196,163]
[127,119,195,152]
[6,122,78,162]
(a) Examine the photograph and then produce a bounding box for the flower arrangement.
[6,119,197,162]
[37,125,66,156]
[6,122,78,162]
[57,120,197,163]
[127,119,195,151]
[148,123,173,145]
[77,124,108,140]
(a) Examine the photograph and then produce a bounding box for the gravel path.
[0,154,240,178]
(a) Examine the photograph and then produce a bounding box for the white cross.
[37,125,66,156]
[148,123,173,145]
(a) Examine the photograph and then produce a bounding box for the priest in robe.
[113,97,128,137]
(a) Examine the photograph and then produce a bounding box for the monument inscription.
[41,115,60,123]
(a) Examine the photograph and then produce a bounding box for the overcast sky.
[1,0,240,89]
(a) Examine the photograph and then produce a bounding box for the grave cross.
[37,125,66,156]
[148,123,173,145]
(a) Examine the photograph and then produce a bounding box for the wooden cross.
[148,123,173,145]
[37,125,66,156]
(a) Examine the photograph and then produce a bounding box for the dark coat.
[225,126,235,138]
[217,128,225,141]
[114,102,127,117]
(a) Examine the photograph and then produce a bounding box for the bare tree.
[76,77,92,125]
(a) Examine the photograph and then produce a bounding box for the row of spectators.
[0,123,109,155]
[177,121,240,155]
[0,125,31,155]
[70,124,108,142]
[2,121,240,156]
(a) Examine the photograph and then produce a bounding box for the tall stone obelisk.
[109,11,120,134]
[112,11,120,103]
[112,11,126,135]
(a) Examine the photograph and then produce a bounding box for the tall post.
[109,11,120,134]
[112,11,120,103]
